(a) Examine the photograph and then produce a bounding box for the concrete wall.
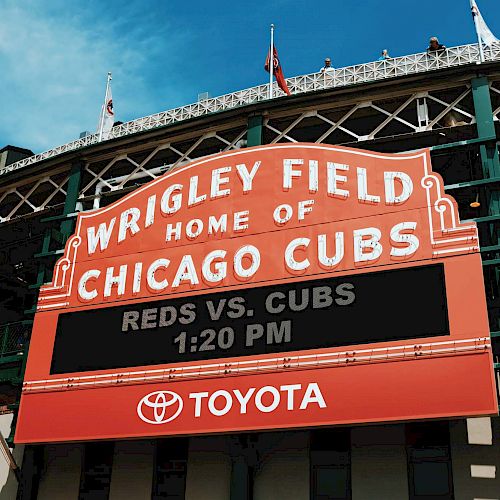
[253,431,309,500]
[0,413,23,500]
[185,436,231,500]
[37,443,83,500]
[351,424,409,500]
[108,440,154,500]
[450,417,500,500]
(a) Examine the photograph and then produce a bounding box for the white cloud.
[0,0,193,152]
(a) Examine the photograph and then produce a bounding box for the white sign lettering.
[137,382,327,424]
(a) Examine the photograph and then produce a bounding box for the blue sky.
[0,0,498,153]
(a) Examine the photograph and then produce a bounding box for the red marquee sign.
[15,144,498,444]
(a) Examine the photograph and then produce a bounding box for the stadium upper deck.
[1,41,500,179]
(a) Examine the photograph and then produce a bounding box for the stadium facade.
[0,43,499,500]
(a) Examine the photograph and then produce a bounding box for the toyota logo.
[137,390,183,424]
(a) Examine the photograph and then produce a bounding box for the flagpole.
[471,0,485,63]
[98,72,112,141]
[269,24,274,99]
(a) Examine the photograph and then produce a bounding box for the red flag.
[264,45,291,96]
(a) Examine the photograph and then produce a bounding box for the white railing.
[2,42,500,178]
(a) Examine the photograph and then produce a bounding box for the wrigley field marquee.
[15,144,498,444]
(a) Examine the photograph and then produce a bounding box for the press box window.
[79,441,114,500]
[406,421,454,500]
[152,437,188,500]
[311,428,351,500]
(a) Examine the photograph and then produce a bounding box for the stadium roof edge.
[1,42,500,185]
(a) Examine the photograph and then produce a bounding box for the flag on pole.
[265,45,291,96]
[470,0,498,47]
[97,72,114,141]
[101,87,114,140]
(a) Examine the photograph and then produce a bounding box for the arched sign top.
[38,143,477,310]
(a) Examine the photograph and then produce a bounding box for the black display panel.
[51,264,449,374]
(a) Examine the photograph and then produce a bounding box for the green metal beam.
[471,77,500,209]
[33,249,64,259]
[0,368,23,382]
[472,79,499,148]
[445,177,500,191]
[247,115,263,147]
[60,160,83,239]
[431,135,497,152]
[0,357,23,369]
[465,214,500,224]
[49,228,66,245]
[27,283,43,290]
[33,229,51,291]
[40,212,77,224]
[471,76,500,313]
[490,331,500,338]
[480,244,500,253]
[481,258,500,267]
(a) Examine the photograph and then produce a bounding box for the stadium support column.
[229,435,255,500]
[247,115,263,147]
[60,159,84,239]
[16,446,43,500]
[472,77,500,209]
[472,77,500,177]
[230,454,250,500]
[471,76,500,326]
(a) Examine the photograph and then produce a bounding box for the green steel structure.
[0,43,499,498]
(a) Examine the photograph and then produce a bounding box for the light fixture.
[470,194,480,208]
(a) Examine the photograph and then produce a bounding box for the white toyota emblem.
[137,390,183,424]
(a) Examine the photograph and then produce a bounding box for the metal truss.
[80,128,247,209]
[0,169,69,222]
[0,80,481,221]
[1,42,499,179]
[79,82,476,210]
[263,85,475,144]
[0,125,248,220]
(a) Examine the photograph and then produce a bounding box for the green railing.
[0,321,31,359]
